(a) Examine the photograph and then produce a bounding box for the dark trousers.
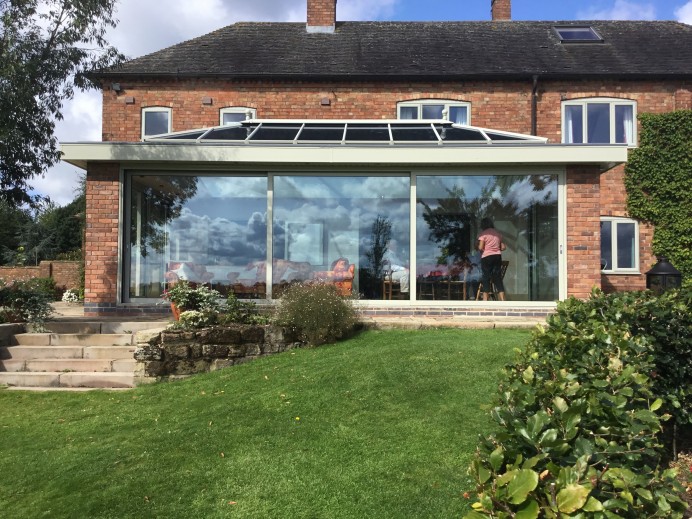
[480,254,504,294]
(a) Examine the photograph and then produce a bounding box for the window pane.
[600,220,612,270]
[399,106,418,119]
[127,174,267,300]
[273,175,410,300]
[416,174,559,301]
[144,111,169,136]
[616,222,635,269]
[449,106,468,125]
[587,104,610,143]
[614,105,634,144]
[421,104,444,119]
[222,112,247,125]
[564,105,583,143]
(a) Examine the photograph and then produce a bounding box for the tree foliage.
[0,0,122,205]
[624,110,692,287]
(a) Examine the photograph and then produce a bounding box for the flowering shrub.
[273,282,359,346]
[61,289,80,303]
[0,279,53,328]
[176,310,218,329]
[161,281,221,312]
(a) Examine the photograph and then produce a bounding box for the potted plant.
[161,281,221,319]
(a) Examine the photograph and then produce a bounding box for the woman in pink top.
[476,217,506,301]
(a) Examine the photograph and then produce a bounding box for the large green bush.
[273,282,359,346]
[466,289,690,518]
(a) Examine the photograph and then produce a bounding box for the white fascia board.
[60,142,628,171]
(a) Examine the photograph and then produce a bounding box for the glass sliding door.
[126,173,267,300]
[416,173,559,301]
[272,175,410,300]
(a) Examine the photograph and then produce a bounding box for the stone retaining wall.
[134,324,302,380]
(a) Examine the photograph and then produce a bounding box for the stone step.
[26,359,116,372]
[12,333,135,347]
[29,322,167,335]
[0,345,84,360]
[83,346,136,360]
[0,371,136,388]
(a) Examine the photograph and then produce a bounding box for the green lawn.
[0,328,529,518]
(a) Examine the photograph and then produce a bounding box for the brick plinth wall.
[566,166,602,299]
[84,163,120,313]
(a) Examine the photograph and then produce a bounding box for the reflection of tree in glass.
[420,183,492,265]
[365,215,392,280]
[130,176,198,257]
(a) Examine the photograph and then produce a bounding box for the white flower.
[61,289,80,303]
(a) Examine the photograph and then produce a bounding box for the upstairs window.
[142,107,171,138]
[220,107,256,125]
[601,217,639,273]
[562,99,636,145]
[397,100,470,125]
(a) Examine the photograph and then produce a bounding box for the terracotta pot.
[170,303,181,321]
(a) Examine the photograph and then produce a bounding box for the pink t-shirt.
[477,228,503,258]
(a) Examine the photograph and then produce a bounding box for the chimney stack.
[491,0,511,21]
[307,0,337,33]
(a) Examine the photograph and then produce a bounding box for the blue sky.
[39,0,692,206]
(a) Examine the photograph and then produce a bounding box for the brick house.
[61,0,692,318]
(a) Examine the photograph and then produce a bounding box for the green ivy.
[625,110,692,288]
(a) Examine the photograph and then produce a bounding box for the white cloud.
[578,0,656,20]
[676,1,692,23]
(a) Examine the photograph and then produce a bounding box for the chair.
[382,270,402,300]
[476,260,509,300]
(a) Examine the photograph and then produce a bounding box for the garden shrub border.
[466,288,691,518]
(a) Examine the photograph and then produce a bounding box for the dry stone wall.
[134,324,303,380]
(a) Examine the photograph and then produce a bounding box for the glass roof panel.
[298,127,345,141]
[345,125,390,141]
[554,26,603,42]
[144,120,547,145]
[436,125,487,141]
[391,125,439,141]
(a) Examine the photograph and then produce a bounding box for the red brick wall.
[566,166,602,299]
[0,261,80,289]
[84,163,120,305]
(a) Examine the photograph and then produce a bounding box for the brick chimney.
[491,0,511,20]
[307,0,337,33]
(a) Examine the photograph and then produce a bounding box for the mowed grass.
[0,328,529,518]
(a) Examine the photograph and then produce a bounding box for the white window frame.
[141,107,172,139]
[397,100,471,125]
[562,98,637,145]
[220,107,257,125]
[600,217,640,273]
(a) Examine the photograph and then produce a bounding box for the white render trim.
[61,142,627,171]
[306,24,335,33]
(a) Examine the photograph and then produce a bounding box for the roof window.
[554,26,603,43]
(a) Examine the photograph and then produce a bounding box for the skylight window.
[554,26,603,43]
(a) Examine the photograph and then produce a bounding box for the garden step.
[83,346,136,360]
[112,359,137,371]
[0,371,136,388]
[0,345,84,360]
[25,359,116,372]
[11,333,135,347]
[58,372,136,388]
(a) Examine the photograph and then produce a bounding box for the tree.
[0,0,122,206]
[625,110,692,287]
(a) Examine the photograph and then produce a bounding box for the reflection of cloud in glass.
[170,207,266,265]
[275,175,409,200]
[503,177,557,213]
[194,176,267,199]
